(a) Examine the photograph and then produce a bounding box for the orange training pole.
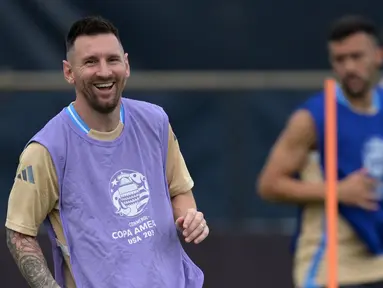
[325,78,338,288]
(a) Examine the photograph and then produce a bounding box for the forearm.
[171,190,197,220]
[258,177,326,203]
[6,228,59,288]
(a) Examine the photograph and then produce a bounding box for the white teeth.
[94,83,113,88]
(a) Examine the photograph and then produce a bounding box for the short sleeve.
[166,124,194,197]
[5,142,59,236]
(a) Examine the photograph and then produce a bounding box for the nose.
[343,58,357,73]
[96,60,112,78]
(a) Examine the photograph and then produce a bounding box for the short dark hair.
[66,16,120,52]
[328,15,379,42]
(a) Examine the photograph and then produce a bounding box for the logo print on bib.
[110,170,150,218]
[363,136,383,199]
[363,137,383,179]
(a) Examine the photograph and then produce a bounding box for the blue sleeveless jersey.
[293,86,383,255]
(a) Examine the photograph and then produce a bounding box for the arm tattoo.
[6,228,59,288]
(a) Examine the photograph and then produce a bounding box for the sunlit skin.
[62,33,130,131]
[328,32,382,104]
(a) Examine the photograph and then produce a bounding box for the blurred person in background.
[5,16,207,288]
[258,15,383,288]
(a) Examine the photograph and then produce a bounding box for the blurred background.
[1,0,383,287]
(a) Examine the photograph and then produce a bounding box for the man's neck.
[345,90,376,114]
[73,99,121,133]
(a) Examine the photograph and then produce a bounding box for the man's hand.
[175,208,209,244]
[338,168,379,210]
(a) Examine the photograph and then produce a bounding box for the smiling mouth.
[93,82,115,90]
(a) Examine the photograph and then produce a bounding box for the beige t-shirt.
[5,121,194,288]
[294,152,383,287]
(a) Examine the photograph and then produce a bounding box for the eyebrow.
[82,53,122,61]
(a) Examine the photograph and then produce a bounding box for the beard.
[340,74,370,99]
[84,89,120,114]
[80,77,126,114]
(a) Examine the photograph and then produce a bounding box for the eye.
[334,55,345,63]
[351,52,362,60]
[84,59,96,65]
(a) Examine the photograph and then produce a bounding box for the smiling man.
[5,16,207,288]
